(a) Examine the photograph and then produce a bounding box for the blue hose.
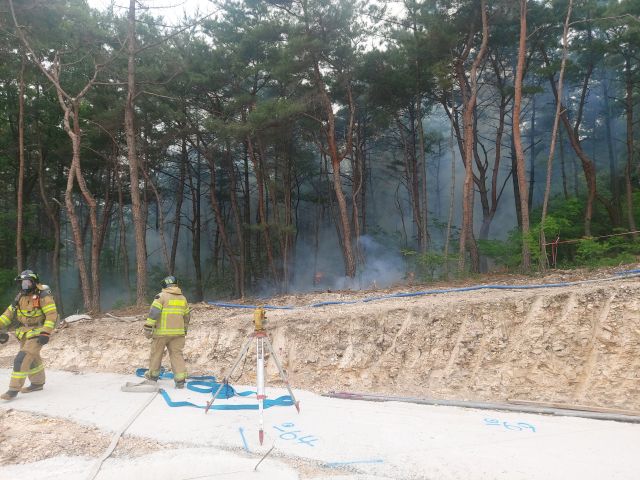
[135,368,293,410]
[207,272,639,310]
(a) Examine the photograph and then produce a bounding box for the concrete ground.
[1,370,639,480]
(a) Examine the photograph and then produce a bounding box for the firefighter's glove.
[143,326,153,339]
[37,333,50,345]
[0,333,9,344]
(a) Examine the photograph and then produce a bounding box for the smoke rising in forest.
[0,0,639,313]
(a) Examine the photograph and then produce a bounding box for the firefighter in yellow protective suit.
[0,270,57,400]
[143,276,190,389]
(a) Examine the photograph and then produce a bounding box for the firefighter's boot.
[121,371,160,392]
[20,383,43,393]
[1,390,18,400]
[143,371,159,385]
[175,380,185,389]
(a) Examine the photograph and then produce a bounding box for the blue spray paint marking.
[484,418,536,433]
[272,423,319,446]
[239,427,250,453]
[326,460,384,467]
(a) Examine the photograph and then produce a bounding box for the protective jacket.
[145,286,190,336]
[0,289,57,339]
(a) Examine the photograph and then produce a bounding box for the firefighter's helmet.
[161,275,177,289]
[15,270,39,293]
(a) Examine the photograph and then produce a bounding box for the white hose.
[85,391,159,480]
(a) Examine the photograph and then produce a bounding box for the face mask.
[21,280,33,292]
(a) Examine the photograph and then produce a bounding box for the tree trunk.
[559,128,568,200]
[457,0,487,274]
[64,118,93,311]
[540,0,572,271]
[511,132,523,228]
[69,108,101,313]
[207,154,240,297]
[115,159,132,299]
[311,51,357,278]
[416,92,429,252]
[36,114,64,318]
[169,138,187,275]
[528,97,536,213]
[514,0,531,273]
[243,141,252,289]
[542,44,617,235]
[247,136,279,287]
[142,168,170,270]
[394,111,423,245]
[625,56,638,239]
[17,53,25,272]
[125,0,147,305]
[444,87,456,277]
[603,75,622,225]
[408,104,422,247]
[190,149,203,302]
[225,143,245,297]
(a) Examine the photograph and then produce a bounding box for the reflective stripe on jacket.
[145,286,190,336]
[0,290,57,338]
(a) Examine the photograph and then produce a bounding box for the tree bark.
[603,75,622,225]
[207,153,240,297]
[513,0,531,272]
[246,136,279,288]
[187,166,203,302]
[125,0,147,305]
[457,0,487,273]
[625,55,638,239]
[115,158,132,299]
[394,111,423,244]
[36,109,64,318]
[559,128,568,200]
[169,139,187,274]
[540,0,572,270]
[225,142,245,297]
[444,88,456,277]
[528,97,536,213]
[416,89,429,252]
[17,53,25,272]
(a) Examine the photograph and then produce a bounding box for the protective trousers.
[10,336,45,391]
[148,335,187,383]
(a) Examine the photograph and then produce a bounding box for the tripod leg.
[265,337,300,413]
[257,337,265,444]
[205,336,254,413]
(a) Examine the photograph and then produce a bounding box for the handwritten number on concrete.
[484,418,536,433]
[517,423,535,433]
[273,423,318,446]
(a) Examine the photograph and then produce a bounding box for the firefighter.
[0,270,57,400]
[143,275,190,389]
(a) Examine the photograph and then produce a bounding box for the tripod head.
[253,306,267,332]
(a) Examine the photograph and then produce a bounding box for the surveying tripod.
[205,306,300,444]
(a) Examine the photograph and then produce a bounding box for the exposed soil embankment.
[1,268,640,411]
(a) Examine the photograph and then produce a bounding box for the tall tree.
[124,0,148,305]
[513,0,531,272]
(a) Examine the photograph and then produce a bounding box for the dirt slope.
[1,266,640,411]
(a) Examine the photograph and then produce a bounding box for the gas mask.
[20,279,35,295]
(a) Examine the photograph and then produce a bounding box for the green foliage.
[0,269,17,307]
[417,252,445,280]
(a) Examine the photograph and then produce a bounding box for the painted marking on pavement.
[326,459,384,467]
[273,423,319,446]
[484,418,536,433]
[239,427,250,453]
